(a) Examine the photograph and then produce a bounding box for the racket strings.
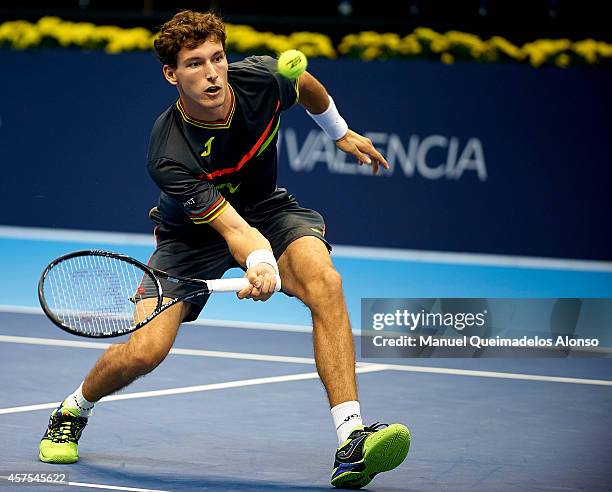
[43,255,153,336]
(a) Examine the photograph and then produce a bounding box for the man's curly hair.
[154,10,226,67]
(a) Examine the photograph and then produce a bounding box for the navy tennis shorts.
[142,188,331,322]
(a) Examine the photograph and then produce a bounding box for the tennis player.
[39,10,410,488]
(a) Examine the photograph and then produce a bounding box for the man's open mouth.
[205,86,221,94]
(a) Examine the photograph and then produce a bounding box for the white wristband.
[246,249,279,274]
[245,249,281,291]
[307,95,349,141]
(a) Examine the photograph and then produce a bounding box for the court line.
[1,334,611,388]
[190,317,313,333]
[0,334,318,365]
[0,476,168,492]
[376,363,612,386]
[0,225,154,246]
[0,305,315,334]
[2,224,611,271]
[333,245,612,272]
[0,365,388,415]
[67,483,168,492]
[0,304,43,315]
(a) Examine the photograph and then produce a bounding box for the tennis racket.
[38,250,268,338]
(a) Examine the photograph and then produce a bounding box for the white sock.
[331,400,363,445]
[64,382,95,418]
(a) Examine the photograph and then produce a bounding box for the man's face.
[164,38,229,115]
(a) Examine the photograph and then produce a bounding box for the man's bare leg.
[278,236,410,488]
[39,298,189,464]
[82,298,189,401]
[277,237,357,407]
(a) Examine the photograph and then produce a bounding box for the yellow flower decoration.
[441,52,454,64]
[2,17,612,66]
[555,53,571,68]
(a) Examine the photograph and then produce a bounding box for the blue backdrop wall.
[0,49,610,260]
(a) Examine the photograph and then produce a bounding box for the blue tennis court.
[1,228,611,491]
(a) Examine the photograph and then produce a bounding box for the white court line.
[66,482,168,492]
[0,335,318,365]
[0,365,388,415]
[1,334,611,391]
[333,245,612,272]
[0,225,154,246]
[2,224,612,271]
[376,363,612,386]
[190,317,312,333]
[0,305,316,334]
[0,304,43,315]
[0,476,168,492]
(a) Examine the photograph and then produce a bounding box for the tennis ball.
[277,50,308,79]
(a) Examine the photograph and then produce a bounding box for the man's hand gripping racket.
[38,250,280,338]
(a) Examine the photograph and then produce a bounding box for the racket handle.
[207,276,282,293]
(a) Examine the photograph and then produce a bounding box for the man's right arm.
[209,203,279,301]
[148,157,279,300]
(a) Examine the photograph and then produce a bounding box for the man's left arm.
[297,71,389,175]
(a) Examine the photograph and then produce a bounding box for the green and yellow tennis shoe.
[39,402,88,464]
[331,422,410,489]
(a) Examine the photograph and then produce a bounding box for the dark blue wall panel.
[1,49,610,259]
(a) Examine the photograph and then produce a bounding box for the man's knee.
[124,341,169,376]
[322,267,343,294]
[122,328,175,376]
[301,266,343,305]
[122,302,184,376]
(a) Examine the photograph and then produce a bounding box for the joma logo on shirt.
[201,137,215,157]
